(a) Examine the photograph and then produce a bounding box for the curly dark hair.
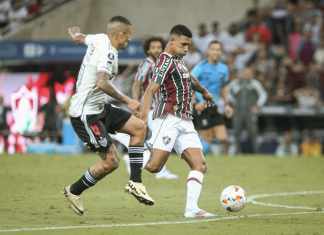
[143,36,165,56]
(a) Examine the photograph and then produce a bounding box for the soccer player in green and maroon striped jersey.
[141,25,215,218]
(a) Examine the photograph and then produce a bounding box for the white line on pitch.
[248,190,324,210]
[0,211,323,233]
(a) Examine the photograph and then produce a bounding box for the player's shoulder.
[193,59,208,69]
[93,34,116,52]
[217,61,229,71]
[144,57,155,66]
[88,33,108,43]
[156,52,173,67]
[197,59,208,66]
[158,52,173,61]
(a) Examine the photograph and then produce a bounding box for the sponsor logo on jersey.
[162,136,171,145]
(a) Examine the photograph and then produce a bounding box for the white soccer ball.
[220,185,246,212]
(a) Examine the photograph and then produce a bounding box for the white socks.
[185,170,204,212]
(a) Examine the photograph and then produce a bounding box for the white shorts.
[148,114,202,155]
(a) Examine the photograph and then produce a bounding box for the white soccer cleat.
[155,169,179,180]
[125,180,155,206]
[184,209,216,218]
[63,186,84,216]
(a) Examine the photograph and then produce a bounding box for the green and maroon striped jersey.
[152,52,193,120]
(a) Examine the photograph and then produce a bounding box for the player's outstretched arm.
[191,76,213,103]
[132,79,143,101]
[141,82,160,123]
[68,26,86,44]
[96,72,140,111]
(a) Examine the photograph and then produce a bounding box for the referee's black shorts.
[70,103,132,153]
[193,106,225,130]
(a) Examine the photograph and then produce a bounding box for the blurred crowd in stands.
[0,0,68,37]
[188,0,324,109]
[1,0,324,156]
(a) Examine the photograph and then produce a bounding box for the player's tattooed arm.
[96,72,140,111]
[141,82,160,123]
[68,26,86,44]
[132,79,143,101]
[191,76,213,103]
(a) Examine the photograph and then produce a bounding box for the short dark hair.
[109,16,132,25]
[208,40,222,47]
[170,24,192,38]
[143,37,165,56]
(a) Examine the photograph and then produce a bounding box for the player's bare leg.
[119,115,154,205]
[182,148,215,218]
[145,149,170,173]
[64,144,119,215]
[199,129,213,143]
[213,125,229,155]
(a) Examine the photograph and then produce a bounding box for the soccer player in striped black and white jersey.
[63,16,154,216]
[142,25,216,218]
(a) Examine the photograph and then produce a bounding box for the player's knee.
[193,161,207,174]
[145,162,162,173]
[131,119,146,137]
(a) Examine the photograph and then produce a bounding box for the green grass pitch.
[0,154,324,235]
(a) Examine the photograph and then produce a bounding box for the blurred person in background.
[270,63,294,105]
[298,28,316,66]
[234,32,261,71]
[314,39,324,65]
[269,0,292,47]
[0,95,9,153]
[253,44,276,94]
[293,81,321,109]
[285,58,307,94]
[300,130,322,157]
[41,86,63,143]
[209,21,220,40]
[8,0,28,33]
[183,44,202,70]
[193,22,214,54]
[276,130,299,157]
[246,14,272,45]
[288,18,303,61]
[228,66,267,154]
[191,40,233,154]
[0,0,11,33]
[219,22,245,56]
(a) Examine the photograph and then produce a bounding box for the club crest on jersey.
[108,52,115,61]
[162,136,171,145]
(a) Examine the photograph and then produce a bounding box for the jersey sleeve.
[96,36,116,76]
[134,61,151,81]
[84,34,96,46]
[152,54,173,85]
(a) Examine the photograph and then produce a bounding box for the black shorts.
[193,106,225,130]
[70,103,132,153]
